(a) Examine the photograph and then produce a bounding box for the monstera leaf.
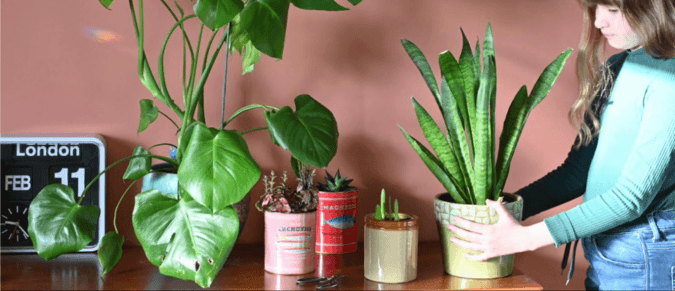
[137,99,158,134]
[122,146,152,180]
[28,184,100,260]
[178,123,260,212]
[240,0,290,59]
[98,231,125,275]
[132,189,239,288]
[265,94,338,168]
[193,0,244,31]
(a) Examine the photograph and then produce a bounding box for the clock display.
[0,134,106,253]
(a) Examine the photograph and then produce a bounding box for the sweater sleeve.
[544,64,675,247]
[515,137,596,220]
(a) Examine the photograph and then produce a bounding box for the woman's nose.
[595,9,607,29]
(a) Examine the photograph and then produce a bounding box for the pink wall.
[2,1,619,289]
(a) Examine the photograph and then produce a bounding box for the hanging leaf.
[193,0,244,31]
[98,231,125,275]
[240,0,290,59]
[122,146,152,180]
[99,0,114,9]
[289,0,348,11]
[178,123,260,211]
[28,184,100,260]
[132,189,239,288]
[265,94,338,168]
[242,41,261,75]
[138,99,158,134]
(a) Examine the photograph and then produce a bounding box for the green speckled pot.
[433,193,523,279]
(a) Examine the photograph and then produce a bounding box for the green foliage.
[373,189,404,221]
[317,169,356,192]
[27,0,362,287]
[400,23,572,205]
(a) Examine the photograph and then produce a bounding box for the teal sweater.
[519,49,675,247]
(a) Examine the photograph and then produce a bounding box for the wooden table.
[1,242,542,290]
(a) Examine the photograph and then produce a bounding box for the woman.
[447,0,675,289]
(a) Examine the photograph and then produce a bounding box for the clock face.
[0,135,106,252]
[1,202,31,246]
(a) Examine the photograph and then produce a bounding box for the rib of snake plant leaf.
[473,56,495,205]
[441,79,475,203]
[495,85,528,199]
[494,49,572,199]
[400,127,468,204]
[411,97,470,200]
[401,39,442,111]
[438,77,476,201]
[459,28,480,155]
[439,51,474,156]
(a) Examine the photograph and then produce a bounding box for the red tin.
[316,190,359,254]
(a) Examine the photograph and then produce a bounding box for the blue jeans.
[582,209,675,290]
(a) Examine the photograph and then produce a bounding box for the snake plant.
[399,24,572,205]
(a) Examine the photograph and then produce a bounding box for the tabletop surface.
[1,242,542,290]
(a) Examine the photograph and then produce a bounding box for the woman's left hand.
[447,199,550,261]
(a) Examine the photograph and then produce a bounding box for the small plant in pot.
[255,166,319,275]
[316,170,359,254]
[364,189,418,283]
[398,23,571,279]
[26,0,362,287]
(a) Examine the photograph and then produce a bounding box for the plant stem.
[242,126,269,135]
[158,110,180,130]
[148,143,177,151]
[113,179,140,234]
[220,24,232,130]
[76,154,179,205]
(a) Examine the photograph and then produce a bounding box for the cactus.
[317,169,357,192]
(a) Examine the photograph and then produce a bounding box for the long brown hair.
[571,0,675,147]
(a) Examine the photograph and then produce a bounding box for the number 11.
[54,168,85,198]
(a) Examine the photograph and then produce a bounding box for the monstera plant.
[27,0,361,287]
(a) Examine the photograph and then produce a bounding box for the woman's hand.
[447,199,554,261]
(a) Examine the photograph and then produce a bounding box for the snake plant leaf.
[401,39,441,106]
[193,0,244,31]
[473,56,495,205]
[138,99,159,134]
[132,189,239,288]
[123,146,152,180]
[265,94,338,168]
[289,0,348,11]
[411,97,469,200]
[399,126,467,204]
[28,184,100,261]
[348,0,363,5]
[178,123,261,211]
[494,49,572,198]
[439,50,472,151]
[240,0,290,59]
[473,38,481,79]
[98,231,125,275]
[99,0,114,9]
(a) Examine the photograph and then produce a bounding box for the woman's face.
[594,5,642,50]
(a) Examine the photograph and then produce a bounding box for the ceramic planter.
[141,164,250,236]
[363,213,418,283]
[264,210,316,274]
[316,190,358,254]
[434,192,523,279]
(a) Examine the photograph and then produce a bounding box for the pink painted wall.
[2,1,619,289]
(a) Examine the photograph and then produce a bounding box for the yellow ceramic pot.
[363,213,418,283]
[434,193,523,279]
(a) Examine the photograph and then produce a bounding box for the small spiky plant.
[255,166,318,213]
[317,169,357,192]
[373,189,409,221]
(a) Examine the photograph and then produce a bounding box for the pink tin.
[264,211,316,274]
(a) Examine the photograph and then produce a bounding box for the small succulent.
[317,169,357,192]
[374,189,408,221]
[255,166,318,213]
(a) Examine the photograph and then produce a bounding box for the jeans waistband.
[601,209,675,242]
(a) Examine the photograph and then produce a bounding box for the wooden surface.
[1,242,542,290]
